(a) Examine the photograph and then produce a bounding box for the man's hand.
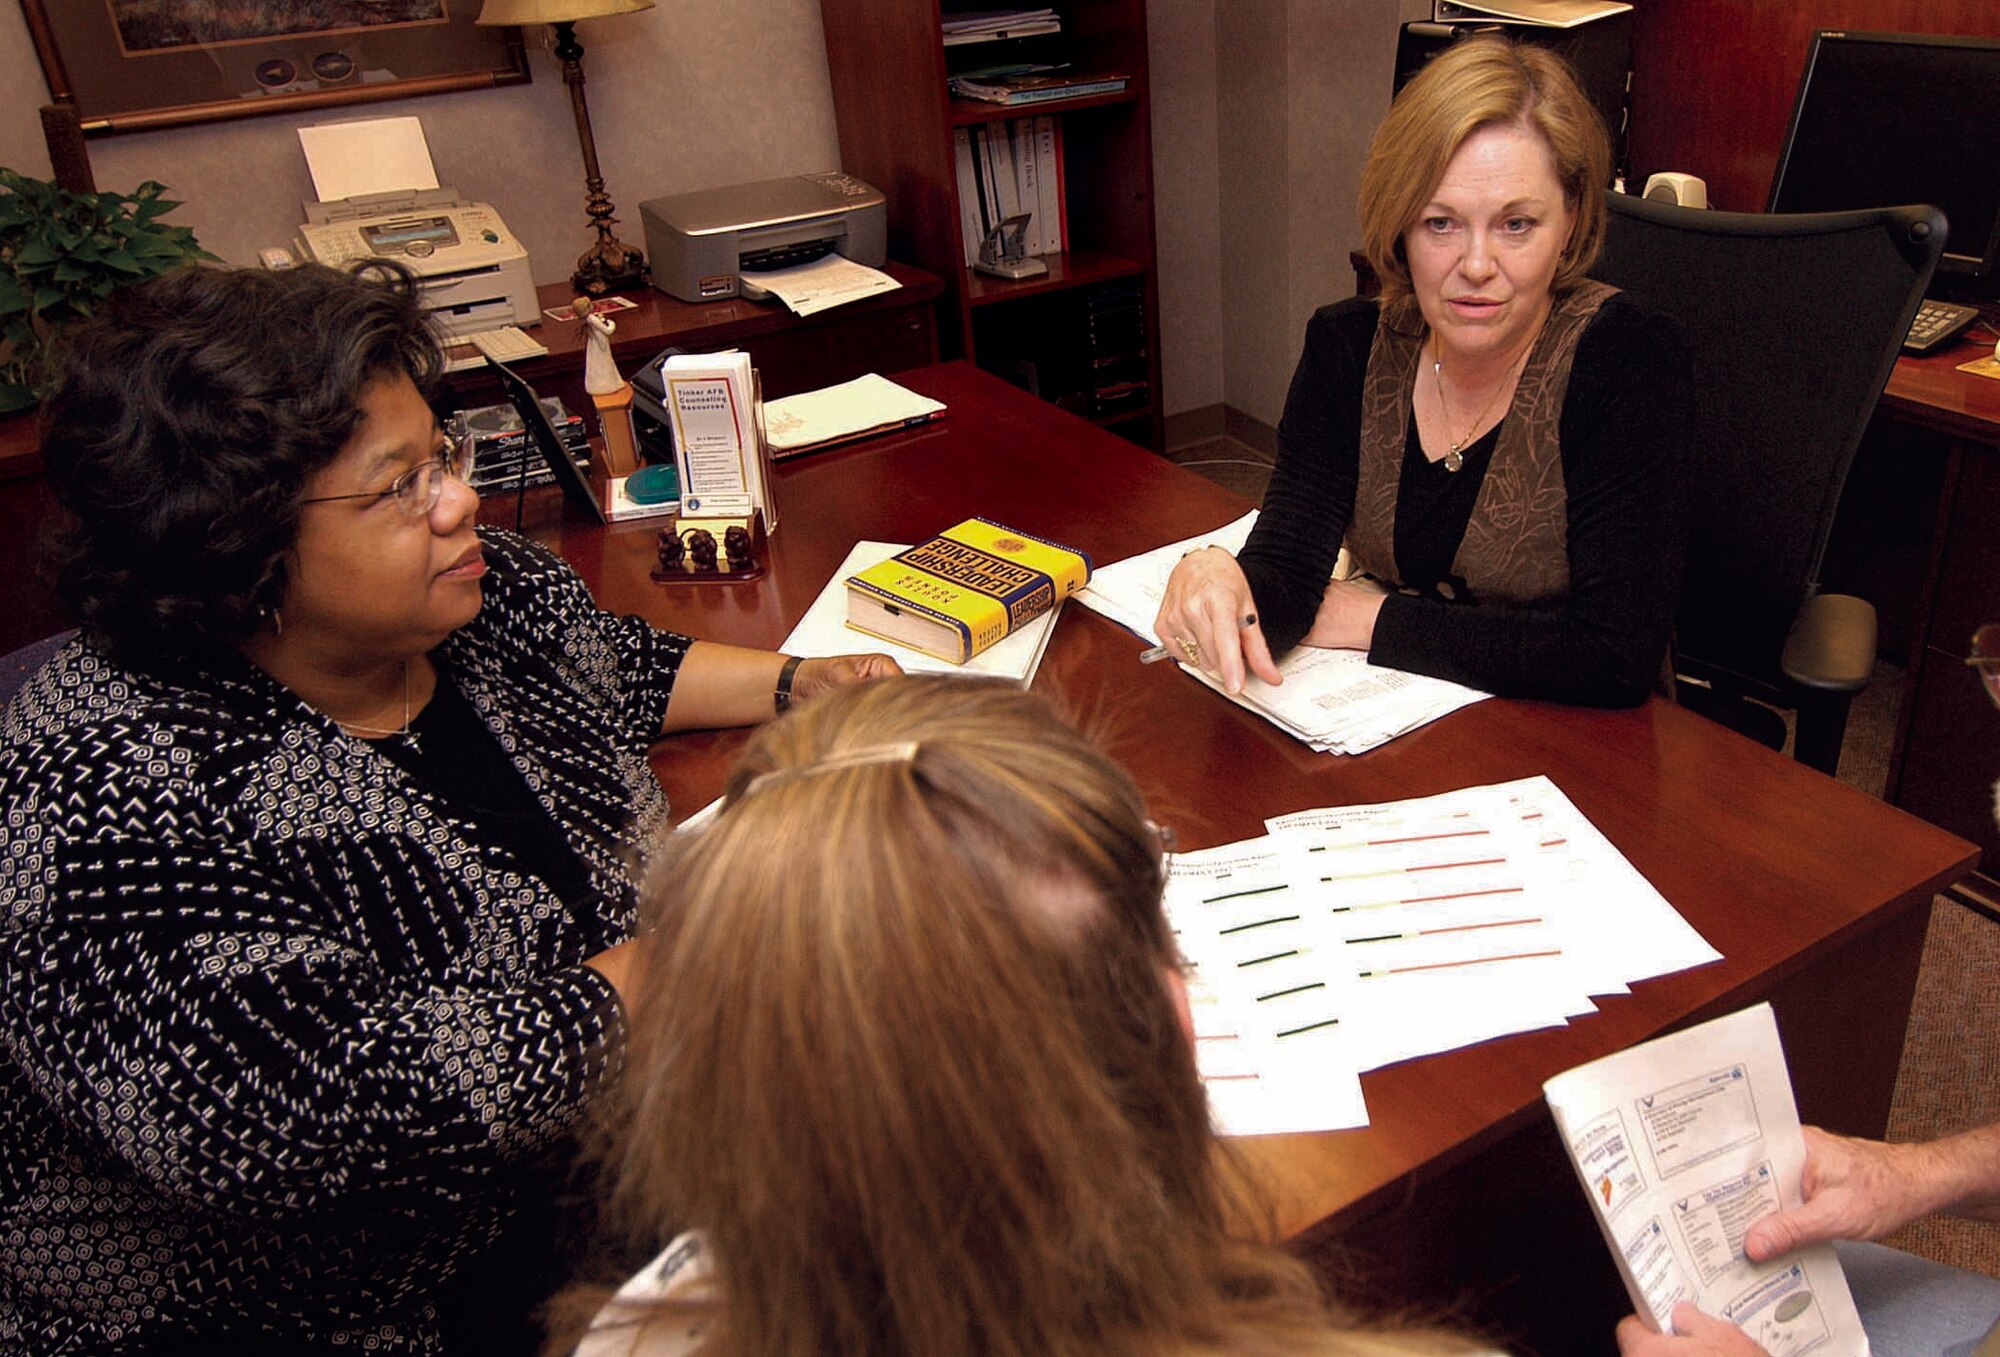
[1616,1304,1769,1357]
[1745,1126,1932,1261]
[1153,545,1281,695]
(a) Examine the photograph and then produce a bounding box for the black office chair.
[1592,192,1945,775]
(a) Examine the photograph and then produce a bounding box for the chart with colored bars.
[1164,776,1721,1137]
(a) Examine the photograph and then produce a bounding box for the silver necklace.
[338,659,418,751]
[1430,336,1527,472]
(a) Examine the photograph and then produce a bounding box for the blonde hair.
[571,676,1478,1357]
[1360,35,1610,305]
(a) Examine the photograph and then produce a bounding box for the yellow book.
[845,519,1092,664]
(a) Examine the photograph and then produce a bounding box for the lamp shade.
[475,0,654,23]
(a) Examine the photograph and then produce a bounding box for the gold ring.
[1177,635,1201,662]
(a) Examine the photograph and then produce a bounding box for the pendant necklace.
[338,659,419,752]
[1431,335,1527,473]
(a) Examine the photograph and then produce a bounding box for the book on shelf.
[950,71,1129,105]
[845,517,1091,664]
[954,117,1065,266]
[1035,114,1065,252]
[952,127,983,266]
[1433,0,1630,25]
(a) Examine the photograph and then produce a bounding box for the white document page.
[1544,1004,1868,1357]
[1165,840,1370,1136]
[1076,510,1258,637]
[1076,510,1487,754]
[299,117,439,203]
[742,255,901,317]
[781,542,1060,685]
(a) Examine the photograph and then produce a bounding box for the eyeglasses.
[1969,624,2000,710]
[300,435,477,517]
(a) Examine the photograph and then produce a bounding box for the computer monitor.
[1768,30,2000,288]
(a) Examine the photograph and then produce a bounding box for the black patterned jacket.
[0,530,689,1353]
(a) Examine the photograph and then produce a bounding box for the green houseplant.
[0,168,216,415]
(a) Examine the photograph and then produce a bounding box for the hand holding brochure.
[1543,1004,1868,1357]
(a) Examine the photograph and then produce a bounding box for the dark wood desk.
[521,361,1976,1356]
[1857,331,2000,900]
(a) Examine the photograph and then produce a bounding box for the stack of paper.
[1076,512,1489,754]
[762,374,945,458]
[780,541,1062,685]
[941,8,1060,44]
[1169,776,1721,1137]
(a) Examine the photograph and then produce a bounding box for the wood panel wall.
[1629,1,2000,213]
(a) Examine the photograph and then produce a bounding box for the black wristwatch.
[774,655,804,713]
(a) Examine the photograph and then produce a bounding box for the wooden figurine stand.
[653,508,768,583]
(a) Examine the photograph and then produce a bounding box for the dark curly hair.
[40,260,444,665]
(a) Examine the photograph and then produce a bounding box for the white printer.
[298,189,538,337]
[640,172,887,303]
[292,117,539,338]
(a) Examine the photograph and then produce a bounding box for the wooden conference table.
[503,361,1976,1356]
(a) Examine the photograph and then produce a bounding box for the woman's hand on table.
[791,653,903,700]
[1154,546,1281,695]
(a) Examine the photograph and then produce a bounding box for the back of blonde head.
[595,676,1476,1357]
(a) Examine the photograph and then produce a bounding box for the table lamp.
[477,0,655,297]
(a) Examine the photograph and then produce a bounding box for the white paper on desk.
[299,117,439,203]
[1077,511,1487,754]
[1164,840,1370,1135]
[1544,1004,1868,1357]
[1185,647,1488,756]
[763,374,945,454]
[781,542,1060,685]
[742,255,901,317]
[1076,510,1258,637]
[1262,777,1717,1069]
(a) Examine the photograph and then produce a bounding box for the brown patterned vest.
[1346,280,1616,607]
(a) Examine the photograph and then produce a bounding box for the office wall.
[1148,0,1227,416]
[0,2,842,290]
[1198,0,1416,429]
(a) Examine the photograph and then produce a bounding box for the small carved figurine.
[576,294,622,396]
[724,524,754,573]
[686,528,719,573]
[656,528,686,573]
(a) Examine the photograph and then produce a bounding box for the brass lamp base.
[573,235,647,297]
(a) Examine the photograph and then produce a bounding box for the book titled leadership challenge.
[845,518,1092,664]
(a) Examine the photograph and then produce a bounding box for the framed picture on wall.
[21,0,529,137]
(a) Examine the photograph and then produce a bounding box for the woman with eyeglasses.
[559,674,1478,1357]
[0,261,894,1355]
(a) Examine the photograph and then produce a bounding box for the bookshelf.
[819,1,1163,448]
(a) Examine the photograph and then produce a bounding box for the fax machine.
[640,172,886,303]
[298,188,539,337]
